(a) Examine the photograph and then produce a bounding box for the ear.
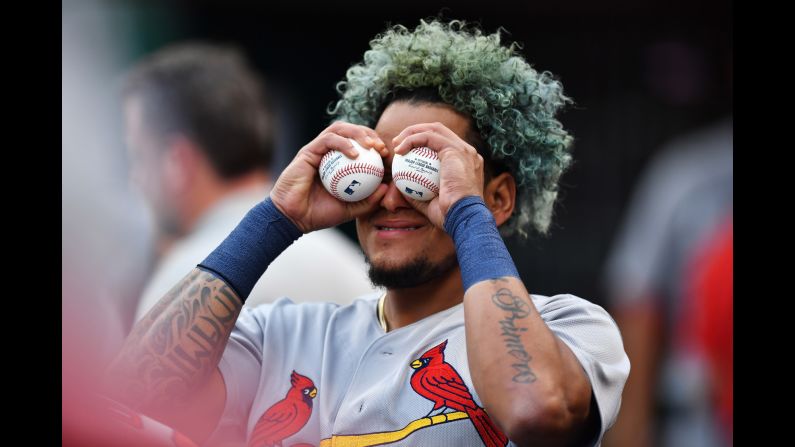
[162,135,201,195]
[483,172,516,227]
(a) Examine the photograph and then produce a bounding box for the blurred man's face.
[124,96,181,238]
[356,101,475,289]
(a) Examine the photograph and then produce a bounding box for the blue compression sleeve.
[198,198,302,302]
[443,196,520,291]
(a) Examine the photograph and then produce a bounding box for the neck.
[383,266,464,331]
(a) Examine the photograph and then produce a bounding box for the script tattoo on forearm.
[491,287,537,384]
[106,269,242,408]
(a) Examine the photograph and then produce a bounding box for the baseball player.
[105,20,630,447]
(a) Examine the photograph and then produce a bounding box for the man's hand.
[391,122,485,227]
[270,121,390,233]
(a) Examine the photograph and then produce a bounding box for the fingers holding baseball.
[391,122,463,155]
[325,121,388,158]
[309,132,361,161]
[271,121,386,232]
[285,125,370,189]
[391,125,485,221]
[302,123,380,162]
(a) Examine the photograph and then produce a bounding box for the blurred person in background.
[123,42,378,322]
[602,116,732,447]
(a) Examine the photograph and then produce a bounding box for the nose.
[377,138,412,213]
[380,180,412,213]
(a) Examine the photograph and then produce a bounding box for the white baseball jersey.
[207,292,629,447]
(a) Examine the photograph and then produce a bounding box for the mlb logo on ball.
[344,180,361,196]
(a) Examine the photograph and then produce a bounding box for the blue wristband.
[198,198,302,302]
[443,196,520,291]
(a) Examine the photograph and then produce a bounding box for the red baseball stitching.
[411,146,439,160]
[329,163,384,199]
[393,171,439,195]
[319,151,336,171]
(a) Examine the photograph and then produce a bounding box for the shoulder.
[531,293,613,321]
[531,293,626,359]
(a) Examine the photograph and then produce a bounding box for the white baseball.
[319,139,384,202]
[391,147,440,201]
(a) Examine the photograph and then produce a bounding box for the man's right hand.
[270,121,389,233]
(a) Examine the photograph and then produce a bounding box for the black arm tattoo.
[104,269,243,409]
[491,287,537,384]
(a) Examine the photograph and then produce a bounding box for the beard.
[365,252,458,289]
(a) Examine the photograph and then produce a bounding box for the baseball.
[391,147,440,201]
[319,139,384,202]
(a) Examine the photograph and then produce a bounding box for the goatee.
[365,253,458,289]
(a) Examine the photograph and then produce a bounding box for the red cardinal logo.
[410,340,508,447]
[249,371,317,447]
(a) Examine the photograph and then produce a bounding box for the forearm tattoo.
[490,283,537,384]
[105,269,242,408]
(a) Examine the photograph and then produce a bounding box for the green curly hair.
[329,19,574,239]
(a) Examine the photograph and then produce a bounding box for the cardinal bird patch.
[249,371,317,447]
[318,339,509,447]
[409,340,509,447]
